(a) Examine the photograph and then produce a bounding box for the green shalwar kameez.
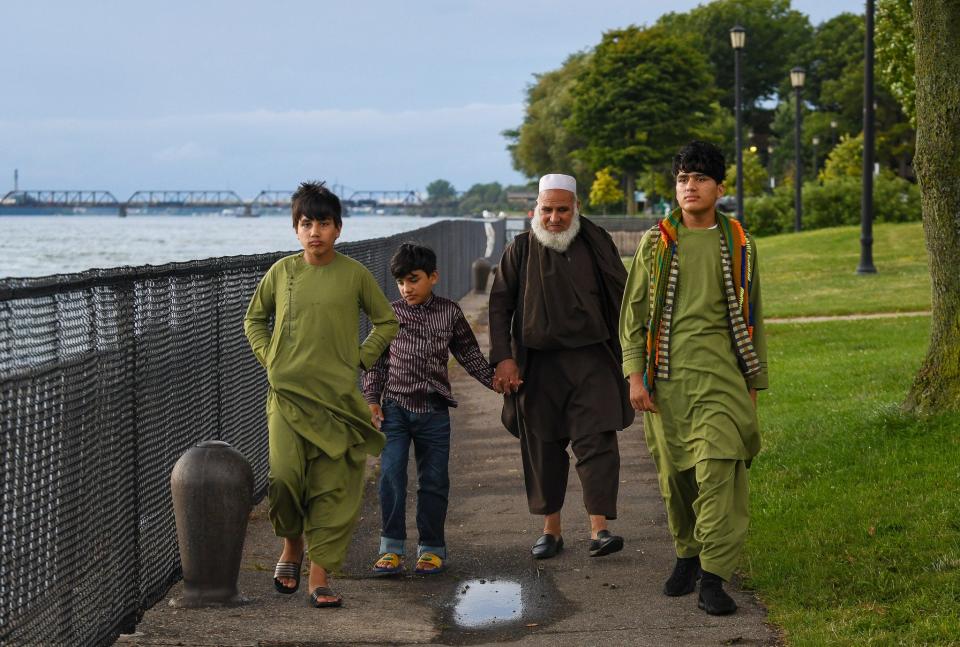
[244,252,399,571]
[620,224,767,581]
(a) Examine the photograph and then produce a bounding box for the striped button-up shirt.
[362,294,494,413]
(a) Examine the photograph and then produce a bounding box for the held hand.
[494,359,523,395]
[369,403,384,430]
[628,373,658,413]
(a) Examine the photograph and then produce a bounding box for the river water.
[0,214,458,279]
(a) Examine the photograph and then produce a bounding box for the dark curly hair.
[672,140,726,184]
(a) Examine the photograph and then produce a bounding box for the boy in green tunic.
[244,181,399,607]
[619,141,767,616]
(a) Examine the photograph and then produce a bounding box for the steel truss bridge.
[0,189,427,216]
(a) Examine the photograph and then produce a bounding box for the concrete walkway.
[122,290,779,647]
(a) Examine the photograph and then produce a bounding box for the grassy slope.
[749,317,960,645]
[758,222,931,319]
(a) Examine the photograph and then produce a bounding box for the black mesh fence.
[0,218,504,647]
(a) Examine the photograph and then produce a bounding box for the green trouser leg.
[654,457,750,581]
[268,410,368,572]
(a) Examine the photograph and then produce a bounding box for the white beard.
[530,212,581,252]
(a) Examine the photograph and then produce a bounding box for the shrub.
[802,173,920,230]
[873,172,921,222]
[802,177,862,229]
[744,192,792,236]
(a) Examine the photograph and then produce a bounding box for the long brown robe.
[488,217,634,441]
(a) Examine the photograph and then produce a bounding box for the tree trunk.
[625,172,637,215]
[903,0,960,413]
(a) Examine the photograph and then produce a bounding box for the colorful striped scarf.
[644,209,761,391]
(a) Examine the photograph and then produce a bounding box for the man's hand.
[749,388,757,409]
[628,373,657,413]
[494,359,523,394]
[369,403,384,430]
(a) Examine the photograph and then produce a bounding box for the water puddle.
[453,579,523,628]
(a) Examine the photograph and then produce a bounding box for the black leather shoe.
[698,571,737,615]
[531,533,563,559]
[589,530,624,557]
[663,555,701,596]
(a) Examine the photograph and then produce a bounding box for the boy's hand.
[369,403,384,430]
[494,359,523,394]
[628,373,658,413]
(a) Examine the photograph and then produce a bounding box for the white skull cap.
[538,173,577,194]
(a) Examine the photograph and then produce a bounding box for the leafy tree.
[726,147,768,197]
[570,25,721,214]
[639,109,734,211]
[803,13,863,119]
[588,168,624,214]
[804,13,915,177]
[425,179,457,203]
[503,53,592,198]
[876,0,915,124]
[904,0,960,413]
[456,182,507,216]
[657,0,812,120]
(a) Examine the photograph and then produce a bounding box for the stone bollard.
[472,257,492,292]
[169,440,254,607]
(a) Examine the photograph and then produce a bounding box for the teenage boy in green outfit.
[244,181,399,608]
[619,141,767,616]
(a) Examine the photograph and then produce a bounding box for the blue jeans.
[378,399,450,559]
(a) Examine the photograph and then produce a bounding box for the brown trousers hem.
[520,429,620,518]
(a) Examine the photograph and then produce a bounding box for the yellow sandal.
[414,552,446,574]
[373,552,403,575]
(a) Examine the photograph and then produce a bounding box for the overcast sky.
[1,0,865,198]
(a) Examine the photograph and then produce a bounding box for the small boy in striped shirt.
[362,242,495,575]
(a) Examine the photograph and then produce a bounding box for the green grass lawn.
[758,222,931,319]
[747,317,960,645]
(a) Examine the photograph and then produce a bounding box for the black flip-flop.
[589,530,624,557]
[309,586,343,608]
[273,552,304,594]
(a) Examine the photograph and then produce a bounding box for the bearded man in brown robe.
[489,173,634,559]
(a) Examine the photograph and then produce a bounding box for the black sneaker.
[663,555,701,596]
[698,571,737,615]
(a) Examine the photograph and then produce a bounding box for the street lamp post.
[730,25,746,224]
[790,67,805,232]
[767,145,775,190]
[830,120,838,147]
[858,0,878,273]
[812,136,820,176]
